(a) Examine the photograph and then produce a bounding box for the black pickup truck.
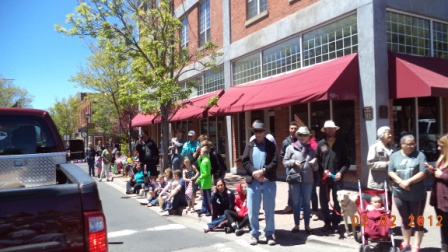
[0,108,108,252]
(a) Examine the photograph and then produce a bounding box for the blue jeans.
[171,155,181,171]
[290,182,313,226]
[247,180,276,238]
[201,189,211,214]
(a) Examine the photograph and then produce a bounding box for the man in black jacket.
[316,120,350,233]
[242,122,278,246]
[136,131,159,179]
[279,121,299,214]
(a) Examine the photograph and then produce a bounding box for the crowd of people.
[89,119,447,252]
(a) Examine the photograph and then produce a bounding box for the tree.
[56,0,221,170]
[48,96,80,140]
[70,42,139,154]
[0,77,33,108]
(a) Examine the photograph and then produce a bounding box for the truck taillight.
[84,211,108,252]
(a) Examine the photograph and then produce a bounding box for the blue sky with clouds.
[0,0,92,110]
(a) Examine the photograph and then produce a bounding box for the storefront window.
[386,11,430,56]
[233,53,261,85]
[433,21,448,59]
[291,103,309,126]
[393,97,440,161]
[333,100,356,165]
[310,101,330,142]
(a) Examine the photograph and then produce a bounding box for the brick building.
[133,0,448,187]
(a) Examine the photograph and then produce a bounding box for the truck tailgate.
[0,184,85,251]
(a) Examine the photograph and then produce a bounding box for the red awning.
[209,53,359,115]
[169,89,224,121]
[131,113,159,127]
[389,52,448,99]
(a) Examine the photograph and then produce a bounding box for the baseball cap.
[188,130,195,136]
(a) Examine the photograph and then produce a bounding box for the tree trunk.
[160,105,170,174]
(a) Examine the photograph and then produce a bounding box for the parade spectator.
[316,120,350,233]
[169,128,185,171]
[283,126,318,234]
[154,168,174,208]
[196,145,213,216]
[242,121,278,246]
[146,174,166,206]
[388,134,427,252]
[366,126,396,204]
[86,142,96,177]
[202,140,227,184]
[96,140,104,156]
[425,134,448,252]
[161,170,188,216]
[182,156,199,213]
[203,179,235,232]
[126,162,145,194]
[280,121,298,214]
[181,130,200,162]
[99,143,113,182]
[224,182,249,236]
[136,131,159,179]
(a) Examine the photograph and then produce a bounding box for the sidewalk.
[100,166,440,251]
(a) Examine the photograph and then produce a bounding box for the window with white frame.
[204,66,224,94]
[187,76,202,98]
[262,36,301,78]
[247,0,267,20]
[233,53,261,85]
[199,0,210,47]
[181,17,189,48]
[433,21,448,59]
[302,14,358,67]
[386,11,430,56]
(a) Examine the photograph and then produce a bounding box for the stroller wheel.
[360,245,372,252]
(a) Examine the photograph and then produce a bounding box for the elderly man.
[242,122,278,246]
[316,120,350,233]
[181,130,200,162]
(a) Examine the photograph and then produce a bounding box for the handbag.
[286,171,302,184]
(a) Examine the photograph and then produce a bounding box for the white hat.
[187,130,195,136]
[296,126,311,136]
[321,120,340,132]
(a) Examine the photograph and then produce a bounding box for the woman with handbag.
[283,126,318,234]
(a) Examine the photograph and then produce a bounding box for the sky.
[0,0,92,111]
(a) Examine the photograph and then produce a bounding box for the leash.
[322,173,343,216]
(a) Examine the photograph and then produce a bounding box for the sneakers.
[161,211,169,216]
[266,235,276,246]
[283,205,292,214]
[249,236,258,245]
[311,213,319,221]
[235,229,244,236]
[203,226,210,233]
[126,190,134,194]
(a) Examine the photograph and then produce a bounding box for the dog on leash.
[336,190,358,238]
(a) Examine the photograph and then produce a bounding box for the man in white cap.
[316,120,350,233]
[181,130,200,162]
[242,121,278,246]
